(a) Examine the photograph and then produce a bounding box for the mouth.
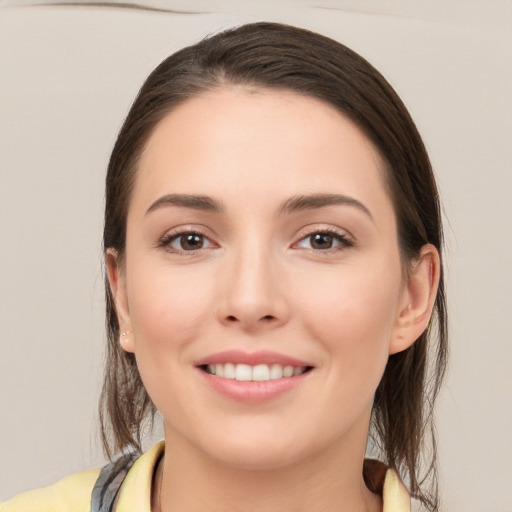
[194,350,314,402]
[199,363,313,382]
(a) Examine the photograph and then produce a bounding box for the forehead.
[131,86,392,219]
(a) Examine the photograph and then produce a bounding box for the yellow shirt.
[1,442,410,511]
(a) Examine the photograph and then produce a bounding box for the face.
[108,87,429,470]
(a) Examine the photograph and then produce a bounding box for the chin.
[209,445,303,472]
[195,426,318,472]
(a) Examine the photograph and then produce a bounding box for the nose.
[216,243,290,332]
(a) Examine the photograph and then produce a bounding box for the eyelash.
[158,229,216,254]
[293,228,353,253]
[158,228,353,255]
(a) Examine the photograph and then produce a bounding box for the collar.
[115,441,164,512]
[382,468,411,512]
[114,441,410,511]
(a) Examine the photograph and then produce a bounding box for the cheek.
[124,262,216,420]
[295,263,401,377]
[128,263,212,342]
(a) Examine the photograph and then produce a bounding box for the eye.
[160,231,215,252]
[294,230,352,251]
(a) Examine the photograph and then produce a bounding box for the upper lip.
[194,350,313,368]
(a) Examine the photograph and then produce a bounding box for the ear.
[389,244,440,355]
[105,248,135,353]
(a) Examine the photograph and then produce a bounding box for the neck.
[153,423,381,512]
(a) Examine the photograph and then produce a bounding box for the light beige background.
[1,1,511,510]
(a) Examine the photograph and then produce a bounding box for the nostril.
[225,314,275,323]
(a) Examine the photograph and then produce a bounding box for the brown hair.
[100,22,447,511]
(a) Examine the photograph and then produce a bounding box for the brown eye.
[310,233,334,250]
[162,231,215,252]
[294,230,352,252]
[179,233,204,250]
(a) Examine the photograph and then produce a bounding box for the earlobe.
[106,249,135,353]
[389,244,440,355]
[119,329,135,352]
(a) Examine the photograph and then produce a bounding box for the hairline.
[112,80,407,261]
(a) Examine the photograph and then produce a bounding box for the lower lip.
[197,368,312,404]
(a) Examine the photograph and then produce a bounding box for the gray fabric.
[91,452,138,512]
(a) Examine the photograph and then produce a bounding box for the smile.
[195,350,314,403]
[201,363,311,381]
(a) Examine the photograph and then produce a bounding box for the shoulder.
[0,442,165,512]
[0,468,101,512]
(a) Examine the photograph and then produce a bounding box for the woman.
[1,22,446,512]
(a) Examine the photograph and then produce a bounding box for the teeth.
[252,364,270,381]
[269,364,283,379]
[224,363,236,379]
[235,364,252,381]
[204,363,308,381]
[283,365,294,378]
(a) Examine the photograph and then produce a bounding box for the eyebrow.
[279,193,373,219]
[146,194,225,215]
[145,192,372,219]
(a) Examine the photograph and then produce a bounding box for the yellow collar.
[115,441,164,512]
[115,441,410,512]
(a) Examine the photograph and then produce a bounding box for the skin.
[107,87,439,512]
